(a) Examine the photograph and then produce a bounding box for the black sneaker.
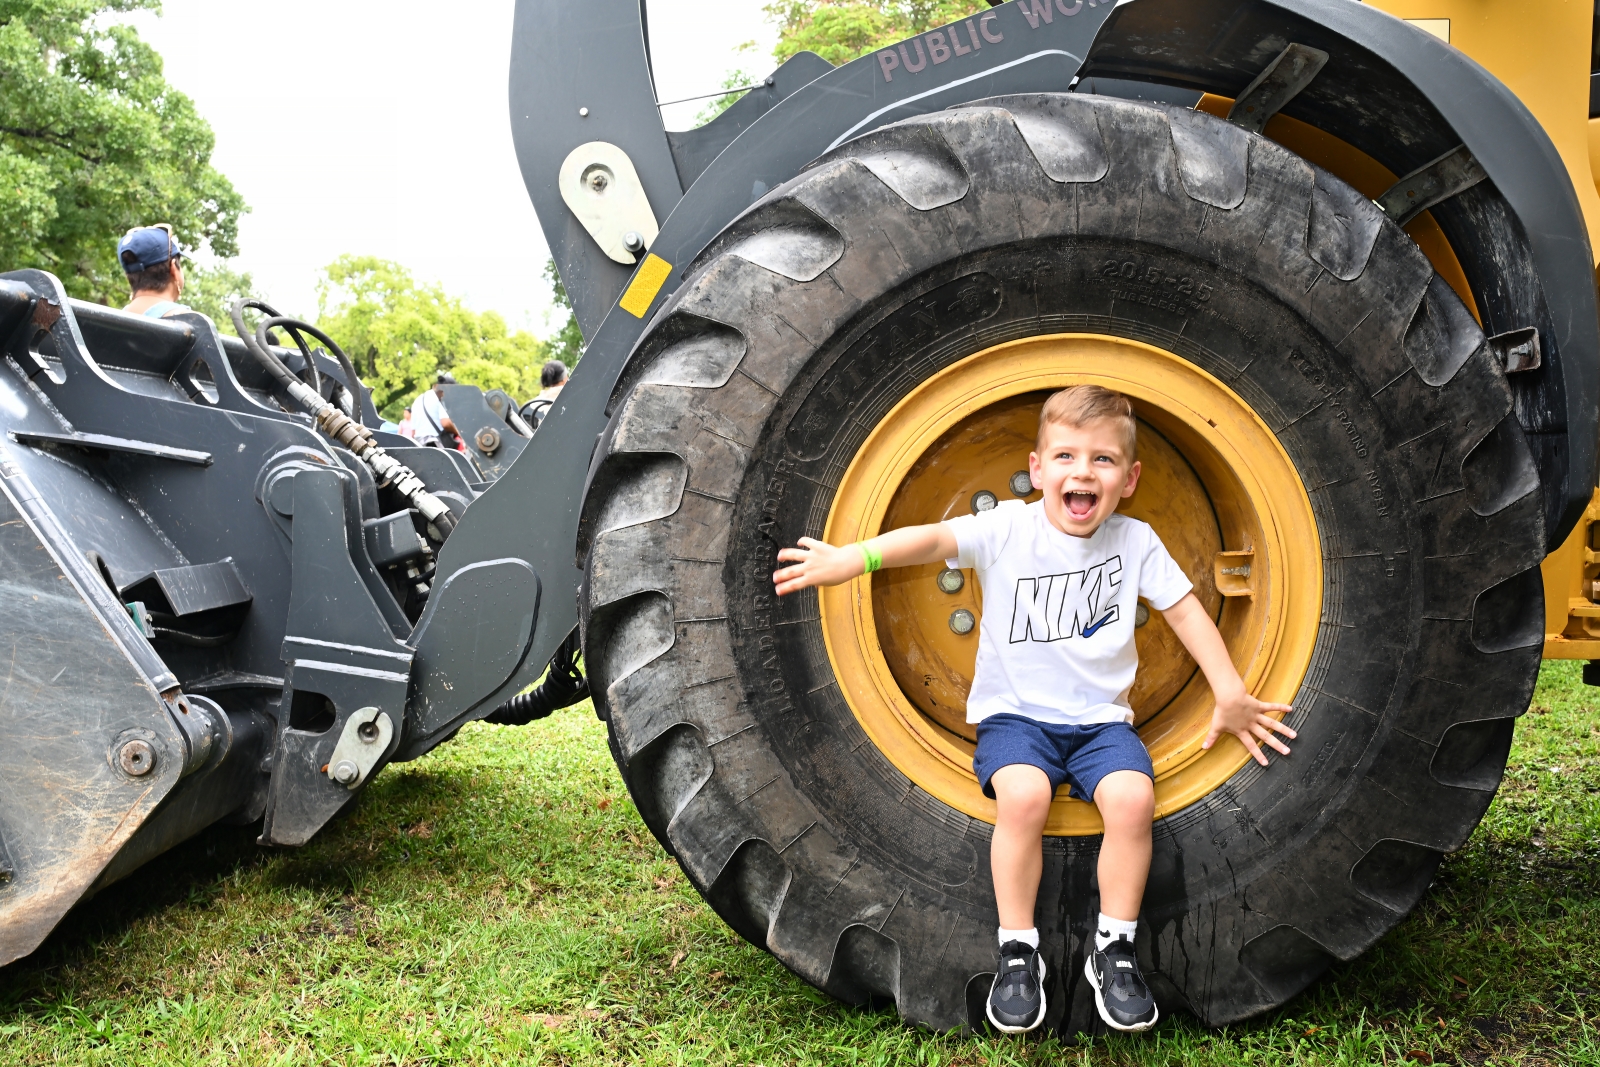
[987,940,1046,1033]
[1084,935,1159,1031]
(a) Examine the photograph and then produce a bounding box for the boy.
[772,385,1295,1033]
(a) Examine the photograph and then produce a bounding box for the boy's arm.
[1161,593,1297,767]
[773,523,958,596]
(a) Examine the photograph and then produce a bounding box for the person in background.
[413,371,462,450]
[119,224,191,318]
[396,406,416,441]
[519,359,569,430]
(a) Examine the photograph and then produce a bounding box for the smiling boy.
[772,385,1296,1033]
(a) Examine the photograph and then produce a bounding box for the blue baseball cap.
[117,224,188,273]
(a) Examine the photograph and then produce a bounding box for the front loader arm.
[446,0,1120,720]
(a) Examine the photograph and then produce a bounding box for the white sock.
[998,925,1040,949]
[1095,914,1138,952]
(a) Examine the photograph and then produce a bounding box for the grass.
[2,662,1598,1066]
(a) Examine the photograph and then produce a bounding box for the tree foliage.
[695,68,760,125]
[542,258,583,369]
[315,256,548,419]
[765,0,992,67]
[0,0,247,303]
[180,262,259,325]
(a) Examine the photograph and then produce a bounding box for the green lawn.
[4,662,1598,1066]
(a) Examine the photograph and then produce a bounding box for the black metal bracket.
[1226,42,1328,134]
[1488,327,1542,374]
[1376,144,1488,227]
[257,465,414,846]
[440,384,528,481]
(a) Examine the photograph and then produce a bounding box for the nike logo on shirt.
[1079,611,1117,638]
[1009,555,1123,642]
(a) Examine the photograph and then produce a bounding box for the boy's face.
[1028,418,1141,538]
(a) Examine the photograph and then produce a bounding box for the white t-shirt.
[944,503,1194,725]
[414,389,448,437]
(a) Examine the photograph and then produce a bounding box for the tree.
[0,0,247,304]
[180,262,260,325]
[542,258,583,369]
[765,0,991,67]
[695,68,761,125]
[316,256,549,418]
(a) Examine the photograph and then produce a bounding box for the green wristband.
[858,540,883,574]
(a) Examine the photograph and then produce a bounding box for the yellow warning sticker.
[619,253,673,318]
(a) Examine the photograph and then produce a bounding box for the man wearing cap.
[413,371,462,450]
[118,224,191,318]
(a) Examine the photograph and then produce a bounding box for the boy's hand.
[1202,686,1296,767]
[773,537,863,595]
[1163,592,1297,767]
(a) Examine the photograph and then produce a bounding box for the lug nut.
[936,568,964,594]
[1009,470,1033,497]
[949,608,976,635]
[331,760,360,786]
[970,490,997,514]
[623,231,645,254]
[118,738,156,776]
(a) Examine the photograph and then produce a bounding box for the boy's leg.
[984,762,1054,1033]
[1068,728,1160,1033]
[1093,769,1155,922]
[990,764,1055,929]
[973,716,1066,1034]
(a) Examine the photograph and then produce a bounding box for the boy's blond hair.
[1037,385,1137,460]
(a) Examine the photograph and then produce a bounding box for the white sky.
[128,1,778,332]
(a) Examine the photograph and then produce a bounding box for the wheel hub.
[819,333,1322,834]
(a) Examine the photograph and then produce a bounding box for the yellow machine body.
[1367,1,1600,661]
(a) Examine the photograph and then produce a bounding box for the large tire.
[580,95,1545,1032]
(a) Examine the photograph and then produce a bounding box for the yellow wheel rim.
[819,334,1322,835]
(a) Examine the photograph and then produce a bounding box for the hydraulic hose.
[259,315,364,416]
[483,630,590,725]
[278,319,321,395]
[229,299,458,539]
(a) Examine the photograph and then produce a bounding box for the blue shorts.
[973,714,1153,801]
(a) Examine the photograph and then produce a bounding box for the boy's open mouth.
[1065,490,1098,521]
